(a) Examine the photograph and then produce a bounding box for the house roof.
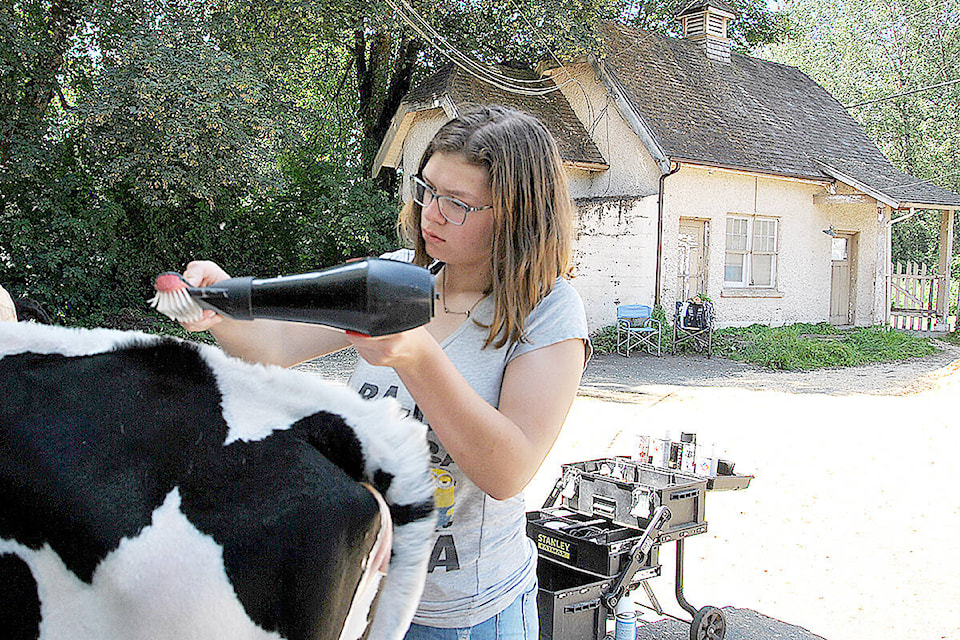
[677,0,738,18]
[600,22,960,208]
[398,64,608,169]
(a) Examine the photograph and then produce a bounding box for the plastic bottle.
[614,596,637,640]
[695,441,719,477]
[649,431,669,468]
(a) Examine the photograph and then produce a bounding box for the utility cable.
[844,77,960,108]
[385,0,574,95]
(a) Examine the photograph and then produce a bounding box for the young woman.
[181,105,590,639]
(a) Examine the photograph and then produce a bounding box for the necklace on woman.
[441,268,486,318]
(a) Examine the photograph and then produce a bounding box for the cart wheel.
[690,606,725,640]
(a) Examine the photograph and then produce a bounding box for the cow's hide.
[0,322,436,640]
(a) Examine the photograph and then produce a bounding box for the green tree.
[760,0,960,266]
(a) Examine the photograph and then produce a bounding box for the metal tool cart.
[527,456,752,640]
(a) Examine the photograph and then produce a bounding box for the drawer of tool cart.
[526,507,660,578]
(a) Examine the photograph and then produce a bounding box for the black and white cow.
[0,322,436,640]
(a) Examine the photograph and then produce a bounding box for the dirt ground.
[301,344,960,640]
[535,346,960,640]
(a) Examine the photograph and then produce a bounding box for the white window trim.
[724,214,779,289]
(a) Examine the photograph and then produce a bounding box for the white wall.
[571,195,660,330]
[397,109,448,198]
[661,166,882,328]
[554,63,662,199]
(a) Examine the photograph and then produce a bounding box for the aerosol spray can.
[680,433,697,474]
[634,433,650,463]
[614,596,637,640]
[695,441,719,477]
[649,432,669,468]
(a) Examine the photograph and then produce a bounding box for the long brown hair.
[399,105,575,349]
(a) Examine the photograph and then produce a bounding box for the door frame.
[829,231,859,326]
[678,217,710,301]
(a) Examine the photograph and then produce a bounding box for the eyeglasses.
[411,175,493,226]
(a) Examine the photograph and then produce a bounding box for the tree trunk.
[353,26,422,194]
[1,0,80,162]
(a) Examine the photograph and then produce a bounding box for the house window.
[724,215,778,288]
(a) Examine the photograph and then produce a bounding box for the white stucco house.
[373,0,960,332]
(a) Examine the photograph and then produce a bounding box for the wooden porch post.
[936,208,955,330]
[877,205,891,326]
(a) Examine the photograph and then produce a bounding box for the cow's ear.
[293,411,367,482]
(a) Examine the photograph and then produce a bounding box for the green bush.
[590,325,619,355]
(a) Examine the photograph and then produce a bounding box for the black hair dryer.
[191,258,435,336]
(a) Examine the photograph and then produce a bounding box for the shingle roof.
[601,22,960,207]
[405,64,607,168]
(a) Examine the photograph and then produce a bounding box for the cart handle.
[602,506,672,610]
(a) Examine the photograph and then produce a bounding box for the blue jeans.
[403,582,539,640]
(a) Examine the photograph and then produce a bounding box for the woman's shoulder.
[523,278,587,332]
[380,248,415,263]
[537,278,585,313]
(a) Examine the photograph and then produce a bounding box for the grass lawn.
[590,320,940,371]
[713,323,937,370]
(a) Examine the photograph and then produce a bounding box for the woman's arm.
[180,260,351,367]
[347,329,585,500]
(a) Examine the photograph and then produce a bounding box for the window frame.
[724,214,779,289]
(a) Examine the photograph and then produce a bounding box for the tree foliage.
[1,0,789,326]
[760,0,960,267]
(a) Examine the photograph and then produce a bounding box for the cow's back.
[0,323,435,640]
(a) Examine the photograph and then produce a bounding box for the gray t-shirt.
[347,251,589,627]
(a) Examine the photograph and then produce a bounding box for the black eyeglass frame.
[411,175,493,226]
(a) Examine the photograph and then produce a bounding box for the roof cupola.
[677,0,738,64]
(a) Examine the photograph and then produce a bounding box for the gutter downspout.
[655,162,682,306]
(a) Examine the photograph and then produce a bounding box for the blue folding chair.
[616,304,661,356]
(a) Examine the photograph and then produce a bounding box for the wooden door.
[830,234,857,325]
[678,219,708,300]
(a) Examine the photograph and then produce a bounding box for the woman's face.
[419,152,495,272]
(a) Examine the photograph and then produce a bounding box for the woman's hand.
[345,326,436,369]
[178,260,231,333]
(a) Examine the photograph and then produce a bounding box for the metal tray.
[558,458,707,539]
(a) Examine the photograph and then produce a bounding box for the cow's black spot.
[0,553,41,640]
[0,343,225,582]
[373,469,394,495]
[180,428,381,640]
[295,411,367,482]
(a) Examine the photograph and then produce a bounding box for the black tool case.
[526,507,660,578]
[558,458,708,540]
[530,457,753,640]
[535,560,614,640]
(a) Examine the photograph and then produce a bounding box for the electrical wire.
[844,77,960,108]
[503,0,596,124]
[882,168,960,191]
[385,0,575,96]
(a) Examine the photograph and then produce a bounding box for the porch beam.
[813,193,873,205]
[936,209,956,329]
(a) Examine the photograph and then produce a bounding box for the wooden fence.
[888,261,946,331]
